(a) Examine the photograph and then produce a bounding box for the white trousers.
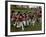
[32,19,36,26]
[22,21,26,26]
[26,20,29,25]
[17,22,24,30]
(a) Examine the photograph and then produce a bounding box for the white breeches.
[22,21,26,26]
[17,22,23,28]
[13,22,17,26]
[32,19,36,26]
[16,22,24,30]
[28,19,31,24]
[26,20,29,25]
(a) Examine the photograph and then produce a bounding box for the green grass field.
[10,22,42,32]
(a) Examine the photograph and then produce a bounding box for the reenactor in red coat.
[22,13,26,26]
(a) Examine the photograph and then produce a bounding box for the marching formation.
[10,5,42,31]
[11,9,42,31]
